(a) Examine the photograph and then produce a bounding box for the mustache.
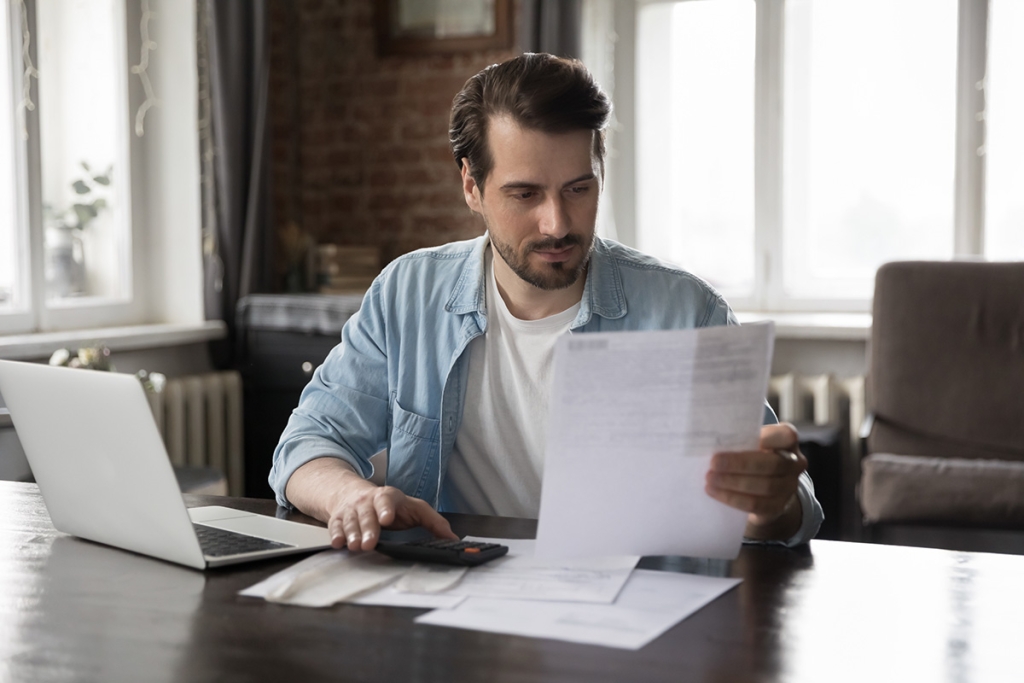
[528,235,583,252]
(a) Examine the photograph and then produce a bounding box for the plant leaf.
[73,203,98,225]
[81,161,91,172]
[72,180,90,195]
[93,174,111,186]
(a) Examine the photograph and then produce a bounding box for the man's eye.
[568,186,589,195]
[515,191,536,200]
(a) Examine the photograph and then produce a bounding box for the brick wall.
[268,0,520,287]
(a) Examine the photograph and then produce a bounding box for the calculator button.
[463,547,481,554]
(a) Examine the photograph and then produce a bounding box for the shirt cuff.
[743,471,824,548]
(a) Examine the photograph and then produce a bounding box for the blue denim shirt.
[270,235,823,546]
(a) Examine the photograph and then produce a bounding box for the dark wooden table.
[1,481,1021,682]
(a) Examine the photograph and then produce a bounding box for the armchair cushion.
[861,453,1024,528]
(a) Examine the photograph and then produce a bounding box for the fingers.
[355,502,383,550]
[390,496,458,540]
[706,470,800,499]
[373,491,396,528]
[328,486,456,552]
[408,498,459,540]
[759,422,799,452]
[706,425,806,526]
[704,485,793,520]
[340,507,364,551]
[710,447,807,477]
[328,517,346,549]
[704,465,800,522]
[328,487,394,552]
[331,503,384,552]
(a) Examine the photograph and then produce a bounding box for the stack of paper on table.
[240,538,636,607]
[242,538,740,650]
[415,565,740,650]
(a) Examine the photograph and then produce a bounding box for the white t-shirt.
[446,250,580,518]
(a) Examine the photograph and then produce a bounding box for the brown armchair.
[859,261,1024,554]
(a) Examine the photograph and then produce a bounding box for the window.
[782,0,957,302]
[38,0,131,305]
[626,0,1021,312]
[0,0,204,338]
[0,1,22,315]
[637,0,756,299]
[984,0,1024,262]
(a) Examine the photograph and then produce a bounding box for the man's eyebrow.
[499,180,542,191]
[498,173,597,192]
[562,173,596,187]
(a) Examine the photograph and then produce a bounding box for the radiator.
[768,373,867,540]
[145,371,244,497]
[768,373,866,452]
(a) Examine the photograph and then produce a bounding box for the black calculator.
[374,539,509,566]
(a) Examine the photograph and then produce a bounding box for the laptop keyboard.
[194,523,294,558]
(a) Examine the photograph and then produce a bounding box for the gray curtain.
[200,0,272,364]
[519,0,583,59]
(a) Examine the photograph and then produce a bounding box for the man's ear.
[461,159,483,213]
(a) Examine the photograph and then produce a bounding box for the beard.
[489,230,595,291]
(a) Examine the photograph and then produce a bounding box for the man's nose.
[537,196,571,238]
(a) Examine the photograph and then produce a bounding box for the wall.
[773,339,867,380]
[268,0,520,280]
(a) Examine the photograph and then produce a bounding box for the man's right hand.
[285,457,457,551]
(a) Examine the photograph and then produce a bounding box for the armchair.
[859,261,1024,553]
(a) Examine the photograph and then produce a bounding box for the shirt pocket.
[388,400,441,496]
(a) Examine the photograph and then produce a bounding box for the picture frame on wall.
[375,0,514,56]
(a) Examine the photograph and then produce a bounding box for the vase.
[44,224,87,299]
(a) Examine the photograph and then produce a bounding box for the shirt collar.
[444,235,490,316]
[444,233,628,325]
[574,235,627,328]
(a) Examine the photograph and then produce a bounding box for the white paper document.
[240,551,468,609]
[349,584,467,610]
[240,537,639,608]
[536,323,775,560]
[446,537,639,603]
[394,563,468,594]
[415,569,742,650]
[240,549,412,608]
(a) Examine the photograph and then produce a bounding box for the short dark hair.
[449,53,612,193]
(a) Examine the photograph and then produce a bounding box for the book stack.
[315,245,380,294]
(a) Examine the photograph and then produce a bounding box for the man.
[271,53,823,552]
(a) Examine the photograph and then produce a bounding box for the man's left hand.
[704,423,807,541]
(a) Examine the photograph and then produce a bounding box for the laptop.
[0,359,331,569]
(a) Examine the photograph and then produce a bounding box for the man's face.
[461,116,601,291]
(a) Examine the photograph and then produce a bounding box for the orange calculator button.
[463,547,481,553]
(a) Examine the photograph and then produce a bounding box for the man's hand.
[285,457,457,551]
[704,423,807,541]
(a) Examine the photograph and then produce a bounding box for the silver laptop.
[0,359,330,569]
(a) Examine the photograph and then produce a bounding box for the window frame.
[0,0,205,338]
[594,0,994,314]
[1,0,36,334]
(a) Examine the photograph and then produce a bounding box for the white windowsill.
[735,311,871,341]
[0,313,864,360]
[0,321,228,360]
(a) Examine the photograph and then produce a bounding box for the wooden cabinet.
[237,294,363,498]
